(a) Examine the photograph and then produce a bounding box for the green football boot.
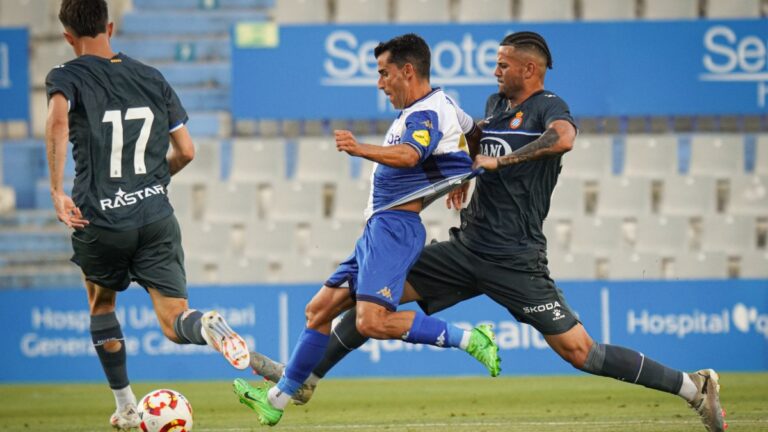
[232,378,284,426]
[465,324,501,377]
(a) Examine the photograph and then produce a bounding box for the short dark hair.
[59,0,109,38]
[501,31,553,69]
[374,33,431,80]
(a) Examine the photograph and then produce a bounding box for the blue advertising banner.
[0,28,29,121]
[0,280,766,383]
[232,20,768,119]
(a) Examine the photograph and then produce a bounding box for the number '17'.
[102,107,154,178]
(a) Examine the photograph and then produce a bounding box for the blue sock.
[277,328,330,395]
[404,311,463,348]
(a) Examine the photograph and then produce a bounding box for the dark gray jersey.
[46,53,188,231]
[457,90,576,260]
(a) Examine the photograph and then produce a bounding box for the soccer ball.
[137,389,194,432]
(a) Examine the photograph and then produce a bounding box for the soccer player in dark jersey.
[45,1,250,429]
[246,32,726,432]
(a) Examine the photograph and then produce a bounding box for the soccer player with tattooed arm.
[246,31,726,432]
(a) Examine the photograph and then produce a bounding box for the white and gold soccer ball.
[137,389,194,432]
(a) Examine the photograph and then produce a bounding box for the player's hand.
[473,155,499,171]
[52,193,89,229]
[335,130,363,157]
[446,182,470,210]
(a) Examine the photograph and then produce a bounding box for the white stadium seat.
[456,0,512,22]
[264,181,325,221]
[570,216,626,256]
[394,0,450,22]
[688,134,745,177]
[548,179,586,218]
[229,138,287,184]
[623,135,679,178]
[277,256,335,283]
[517,0,575,21]
[728,175,768,215]
[700,214,758,254]
[275,0,329,23]
[755,135,768,176]
[244,220,300,260]
[560,135,613,179]
[0,0,60,38]
[307,219,364,260]
[172,140,221,185]
[739,251,768,278]
[635,215,691,255]
[595,177,653,218]
[333,181,371,221]
[609,251,664,280]
[335,0,389,23]
[644,0,698,19]
[707,0,761,18]
[546,249,596,280]
[183,221,235,261]
[659,176,717,216]
[671,251,729,279]
[204,181,259,224]
[295,137,352,182]
[580,0,636,20]
[216,256,268,284]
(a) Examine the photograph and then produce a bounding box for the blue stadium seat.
[112,37,231,62]
[121,10,267,36]
[156,62,230,88]
[176,88,230,111]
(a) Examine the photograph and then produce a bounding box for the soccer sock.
[678,372,699,402]
[403,311,464,348]
[271,328,330,409]
[173,309,206,345]
[113,385,137,411]
[313,309,368,378]
[580,343,684,395]
[91,312,129,390]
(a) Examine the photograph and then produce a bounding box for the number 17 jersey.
[46,53,188,231]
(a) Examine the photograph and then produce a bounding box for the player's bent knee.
[355,314,387,339]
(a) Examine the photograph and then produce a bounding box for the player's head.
[374,33,431,109]
[495,31,552,98]
[58,0,113,45]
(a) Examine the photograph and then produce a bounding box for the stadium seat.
[706,0,761,18]
[560,135,613,179]
[517,0,575,21]
[131,0,274,10]
[580,0,636,20]
[570,216,627,256]
[244,220,300,260]
[185,256,216,285]
[700,214,758,254]
[0,0,60,38]
[229,138,287,184]
[121,10,268,36]
[728,175,768,215]
[172,140,221,185]
[546,249,596,280]
[595,177,653,218]
[635,215,691,255]
[295,137,352,182]
[182,220,234,261]
[333,181,370,221]
[112,37,231,63]
[167,182,199,220]
[739,251,768,278]
[217,255,269,284]
[394,0,450,22]
[335,0,389,23]
[623,134,679,178]
[421,201,461,242]
[30,40,72,88]
[156,62,230,88]
[31,90,47,139]
[643,0,698,18]
[755,134,768,176]
[543,218,571,252]
[659,176,717,216]
[175,88,229,111]
[263,181,325,221]
[608,251,664,280]
[274,0,329,23]
[204,181,259,223]
[277,255,334,283]
[307,219,363,260]
[672,251,728,279]
[548,179,585,218]
[456,0,512,22]
[688,134,745,177]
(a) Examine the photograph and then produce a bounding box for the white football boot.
[687,369,727,432]
[201,310,250,370]
[109,403,140,431]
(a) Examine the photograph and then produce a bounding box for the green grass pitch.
[1,373,766,431]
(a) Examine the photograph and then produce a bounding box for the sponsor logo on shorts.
[100,185,165,211]
[377,287,393,301]
[523,301,562,315]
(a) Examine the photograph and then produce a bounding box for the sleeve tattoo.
[497,128,561,167]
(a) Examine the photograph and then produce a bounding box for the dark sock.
[580,343,683,394]
[91,312,129,390]
[313,309,368,378]
[173,309,206,345]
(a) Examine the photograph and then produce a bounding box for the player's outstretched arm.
[167,126,195,176]
[473,119,575,171]
[45,93,88,229]
[335,129,419,168]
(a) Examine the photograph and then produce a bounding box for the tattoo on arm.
[497,128,561,167]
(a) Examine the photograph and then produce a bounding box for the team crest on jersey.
[412,130,431,147]
[510,111,524,129]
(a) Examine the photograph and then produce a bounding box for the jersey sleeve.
[162,79,189,132]
[45,66,77,110]
[541,94,577,131]
[401,110,442,164]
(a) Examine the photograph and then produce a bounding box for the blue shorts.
[325,210,426,311]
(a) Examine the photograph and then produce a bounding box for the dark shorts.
[407,229,579,336]
[70,214,187,298]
